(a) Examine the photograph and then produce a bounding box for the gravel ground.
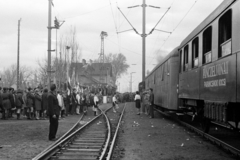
[0,104,112,160]
[112,102,237,160]
[0,114,81,160]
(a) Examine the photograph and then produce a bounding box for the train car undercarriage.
[179,99,240,133]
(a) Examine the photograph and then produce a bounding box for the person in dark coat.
[8,88,15,118]
[26,88,35,120]
[81,94,87,115]
[149,88,154,118]
[0,87,3,117]
[71,88,77,114]
[62,91,70,116]
[41,88,48,119]
[1,88,11,119]
[15,89,24,119]
[34,89,42,120]
[47,84,60,141]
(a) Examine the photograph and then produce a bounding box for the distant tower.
[99,31,108,63]
[99,31,108,83]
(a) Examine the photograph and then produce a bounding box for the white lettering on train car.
[203,61,228,79]
[204,78,226,88]
[219,78,226,86]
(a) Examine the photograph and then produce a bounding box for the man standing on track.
[149,88,154,119]
[47,84,60,141]
[93,92,99,116]
[112,93,117,113]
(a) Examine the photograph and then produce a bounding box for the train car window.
[153,72,156,84]
[183,45,189,71]
[157,67,160,84]
[158,66,161,83]
[203,26,212,64]
[179,50,183,73]
[219,9,232,58]
[192,37,199,68]
[162,64,165,81]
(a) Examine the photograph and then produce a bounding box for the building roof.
[70,62,113,77]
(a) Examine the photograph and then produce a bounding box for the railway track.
[32,103,126,160]
[32,113,85,160]
[154,108,240,158]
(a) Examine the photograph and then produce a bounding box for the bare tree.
[37,26,82,89]
[104,53,129,84]
[0,64,33,89]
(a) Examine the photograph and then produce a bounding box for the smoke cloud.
[154,49,169,63]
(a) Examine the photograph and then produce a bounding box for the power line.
[118,0,138,29]
[105,38,155,59]
[160,0,199,49]
[109,0,121,53]
[147,0,176,67]
[63,5,110,19]
[147,0,199,69]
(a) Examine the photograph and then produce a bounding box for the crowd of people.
[134,88,155,119]
[0,85,106,121]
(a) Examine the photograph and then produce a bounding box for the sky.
[0,0,224,92]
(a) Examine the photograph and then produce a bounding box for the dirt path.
[0,115,80,160]
[112,102,236,160]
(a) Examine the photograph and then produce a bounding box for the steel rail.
[154,108,240,158]
[106,103,126,160]
[99,109,112,159]
[32,105,113,160]
[32,113,84,160]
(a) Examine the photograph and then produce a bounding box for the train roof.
[146,47,179,78]
[179,0,236,48]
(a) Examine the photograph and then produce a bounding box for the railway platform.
[0,103,113,160]
[112,102,236,160]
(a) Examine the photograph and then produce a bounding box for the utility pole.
[130,72,136,92]
[47,0,52,89]
[142,0,146,84]
[118,1,170,90]
[17,18,21,90]
[47,0,55,89]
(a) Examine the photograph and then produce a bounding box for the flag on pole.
[67,76,71,96]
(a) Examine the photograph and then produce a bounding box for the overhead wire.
[159,0,199,50]
[147,0,198,70]
[63,5,110,20]
[109,0,121,53]
[105,38,155,59]
[118,0,138,29]
[147,0,176,68]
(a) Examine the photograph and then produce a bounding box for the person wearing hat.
[47,84,60,141]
